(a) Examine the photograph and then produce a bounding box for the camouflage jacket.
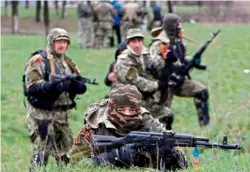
[114,46,159,93]
[24,52,76,123]
[68,99,166,161]
[93,2,116,23]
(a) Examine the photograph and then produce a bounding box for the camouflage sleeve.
[115,56,159,93]
[140,108,166,133]
[25,54,46,88]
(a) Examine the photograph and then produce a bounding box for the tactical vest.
[23,50,79,110]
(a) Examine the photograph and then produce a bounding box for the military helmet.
[46,28,70,53]
[126,28,144,40]
[163,13,181,38]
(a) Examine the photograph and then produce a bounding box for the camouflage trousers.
[166,79,209,126]
[77,17,94,48]
[94,21,113,49]
[27,107,74,168]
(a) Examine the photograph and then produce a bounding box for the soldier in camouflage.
[68,84,188,170]
[121,1,142,38]
[93,1,116,49]
[151,13,210,127]
[77,1,94,48]
[114,28,174,130]
[24,28,87,170]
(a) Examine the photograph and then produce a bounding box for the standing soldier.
[77,1,94,48]
[110,0,123,47]
[114,28,174,130]
[157,13,210,127]
[23,28,87,170]
[121,1,142,38]
[93,1,116,49]
[150,1,162,29]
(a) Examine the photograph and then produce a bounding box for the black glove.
[158,80,168,91]
[166,51,178,64]
[92,145,135,167]
[168,73,184,88]
[69,76,87,94]
[41,80,72,93]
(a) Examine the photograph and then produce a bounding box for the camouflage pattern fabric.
[114,30,174,128]
[77,18,94,48]
[150,28,209,126]
[68,84,187,169]
[121,2,142,38]
[25,28,77,168]
[168,79,206,107]
[93,2,116,48]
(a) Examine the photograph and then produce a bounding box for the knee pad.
[194,88,209,101]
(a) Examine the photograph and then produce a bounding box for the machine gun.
[92,131,242,152]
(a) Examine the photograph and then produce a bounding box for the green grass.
[1,24,250,171]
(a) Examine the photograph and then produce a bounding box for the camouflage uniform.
[114,29,174,130]
[93,2,116,49]
[121,2,142,38]
[77,1,94,48]
[24,28,85,169]
[68,84,188,170]
[155,13,209,126]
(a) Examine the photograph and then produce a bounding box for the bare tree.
[35,1,41,22]
[54,1,59,16]
[167,1,173,13]
[61,1,67,19]
[4,1,9,17]
[12,1,19,34]
[197,1,202,14]
[25,0,29,9]
[44,1,50,36]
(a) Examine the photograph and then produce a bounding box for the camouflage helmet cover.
[126,28,144,40]
[46,28,71,53]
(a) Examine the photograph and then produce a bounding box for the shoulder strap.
[64,57,80,75]
[29,49,51,80]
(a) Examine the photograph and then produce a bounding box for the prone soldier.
[68,84,188,171]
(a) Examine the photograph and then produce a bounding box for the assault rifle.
[179,29,221,75]
[49,73,99,85]
[92,131,242,152]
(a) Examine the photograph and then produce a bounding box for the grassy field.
[1,23,250,172]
